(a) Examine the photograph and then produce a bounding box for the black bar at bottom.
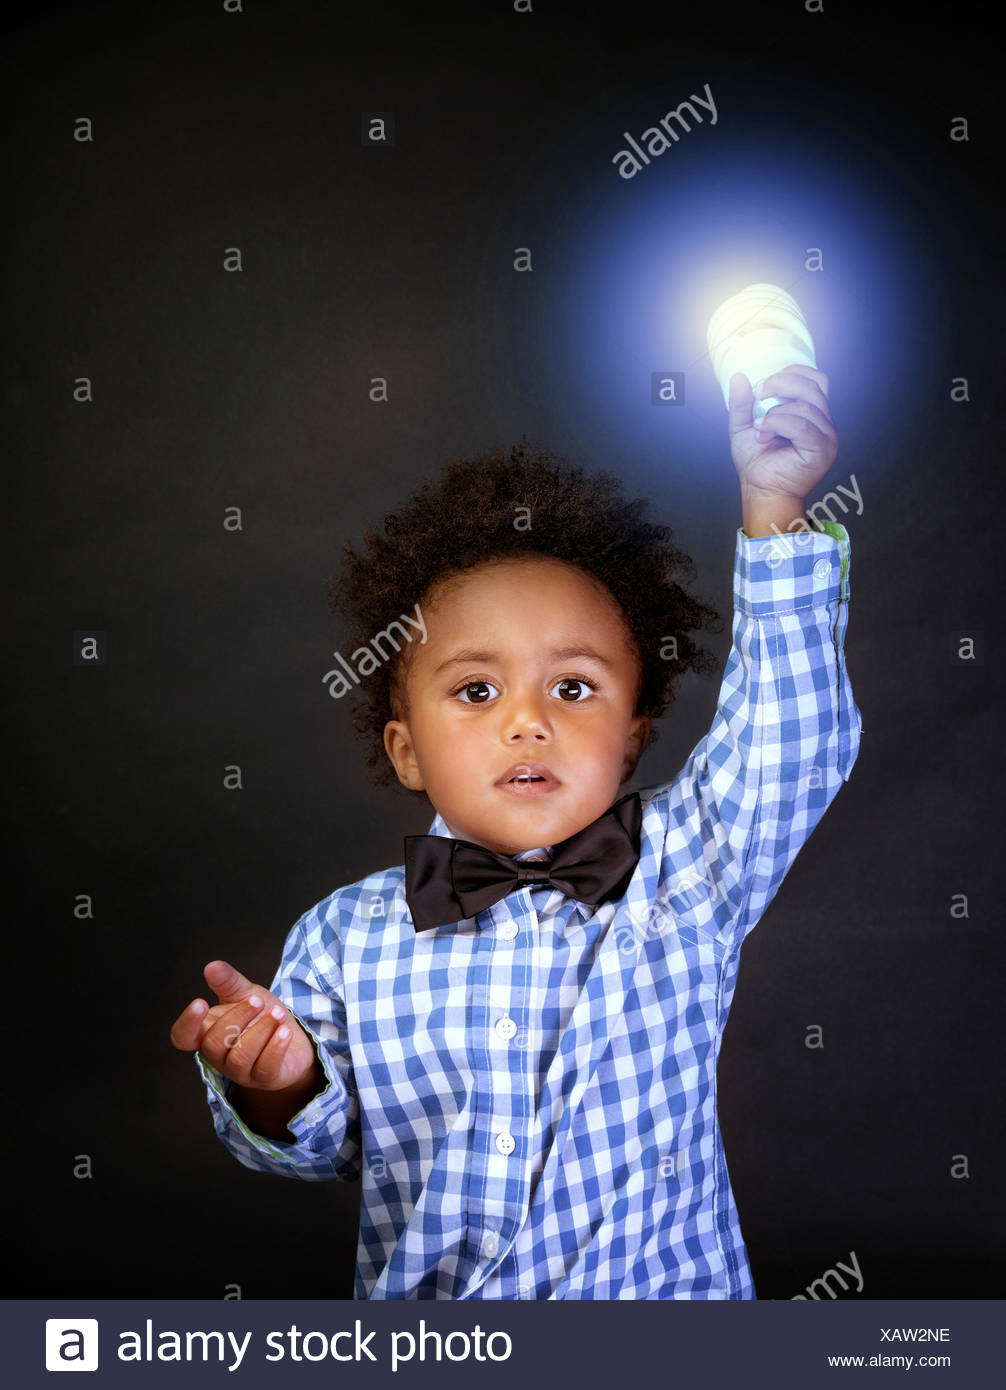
[15,1298,1001,1388]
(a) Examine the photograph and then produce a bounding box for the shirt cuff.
[734,518,851,615]
[194,1008,343,1159]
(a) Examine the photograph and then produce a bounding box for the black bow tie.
[404,790,642,933]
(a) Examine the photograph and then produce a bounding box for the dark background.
[6,1,1003,1300]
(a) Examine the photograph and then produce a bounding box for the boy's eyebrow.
[432,644,616,676]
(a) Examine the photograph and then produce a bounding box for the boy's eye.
[548,677,596,702]
[453,680,499,704]
[450,676,599,704]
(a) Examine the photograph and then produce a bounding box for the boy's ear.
[383,719,426,792]
[622,714,651,781]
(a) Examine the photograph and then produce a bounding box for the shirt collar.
[425,810,554,861]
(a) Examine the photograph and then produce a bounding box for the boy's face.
[383,556,650,855]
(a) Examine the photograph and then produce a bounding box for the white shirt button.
[482,1229,499,1257]
[495,1132,516,1156]
[495,1016,517,1040]
[814,559,831,580]
[497,920,519,940]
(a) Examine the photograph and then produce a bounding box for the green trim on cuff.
[284,1008,334,1120]
[196,1052,297,1160]
[195,1009,332,1160]
[809,518,851,599]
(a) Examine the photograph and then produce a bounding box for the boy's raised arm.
[657,366,862,948]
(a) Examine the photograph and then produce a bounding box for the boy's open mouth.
[495,762,560,795]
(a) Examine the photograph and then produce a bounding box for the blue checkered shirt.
[196,521,862,1299]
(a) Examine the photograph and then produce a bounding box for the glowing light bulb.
[706,283,817,427]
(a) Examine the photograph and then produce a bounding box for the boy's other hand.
[727,365,838,504]
[170,959,319,1093]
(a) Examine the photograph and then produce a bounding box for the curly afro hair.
[327,442,723,798]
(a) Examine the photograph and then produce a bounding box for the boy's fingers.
[754,411,831,454]
[190,1001,231,1047]
[759,362,829,392]
[203,959,258,1005]
[169,998,212,1051]
[756,368,830,415]
[728,371,752,402]
[796,364,829,396]
[196,995,270,1062]
[727,372,754,432]
[757,399,834,439]
[199,997,295,1088]
[231,1011,297,1089]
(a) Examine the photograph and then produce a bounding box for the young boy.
[171,367,862,1299]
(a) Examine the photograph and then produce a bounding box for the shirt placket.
[461,884,539,1293]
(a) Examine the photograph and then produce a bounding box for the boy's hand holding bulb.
[707,283,838,537]
[728,365,838,537]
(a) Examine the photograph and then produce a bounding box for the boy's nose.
[500,693,553,741]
